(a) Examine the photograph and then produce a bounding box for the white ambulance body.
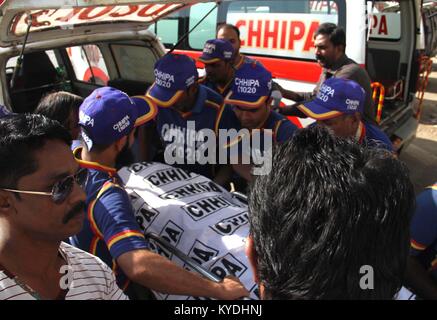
[154,0,429,152]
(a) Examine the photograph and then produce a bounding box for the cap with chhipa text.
[224,62,272,108]
[79,86,156,150]
[146,53,198,107]
[297,77,365,120]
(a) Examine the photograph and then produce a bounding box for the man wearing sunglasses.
[0,114,127,300]
[224,62,298,185]
[71,87,249,300]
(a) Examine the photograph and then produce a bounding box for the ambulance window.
[151,7,186,47]
[67,45,109,85]
[225,0,341,60]
[367,1,401,40]
[111,45,157,84]
[154,19,179,45]
[188,3,218,49]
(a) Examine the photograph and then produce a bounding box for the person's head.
[79,87,156,167]
[297,77,365,138]
[198,39,235,85]
[35,91,84,139]
[0,114,87,242]
[225,62,272,129]
[217,24,241,57]
[146,54,199,111]
[313,23,346,69]
[247,125,415,299]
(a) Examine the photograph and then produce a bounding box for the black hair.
[0,114,71,189]
[314,22,346,49]
[217,23,241,38]
[248,125,415,300]
[35,91,83,129]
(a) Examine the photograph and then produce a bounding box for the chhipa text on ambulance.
[118,161,258,300]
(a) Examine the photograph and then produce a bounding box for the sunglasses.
[1,168,88,204]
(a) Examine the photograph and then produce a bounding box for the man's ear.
[266,97,273,109]
[245,235,260,284]
[0,191,15,216]
[354,111,362,121]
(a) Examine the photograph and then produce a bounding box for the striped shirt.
[0,242,128,300]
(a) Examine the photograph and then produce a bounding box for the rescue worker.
[224,62,298,184]
[278,23,376,124]
[198,39,236,98]
[70,86,249,300]
[296,77,392,151]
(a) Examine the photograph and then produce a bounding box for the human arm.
[117,249,249,299]
[404,187,437,299]
[405,255,437,299]
[94,183,249,299]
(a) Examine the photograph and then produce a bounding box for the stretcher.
[118,162,259,300]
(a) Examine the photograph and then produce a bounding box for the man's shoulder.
[202,84,224,106]
[363,122,393,151]
[269,112,298,142]
[335,58,371,83]
[60,242,128,300]
[60,242,113,279]
[61,242,108,268]
[417,183,437,211]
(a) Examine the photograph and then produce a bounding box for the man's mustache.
[63,201,86,224]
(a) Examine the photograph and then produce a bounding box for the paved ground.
[399,57,437,193]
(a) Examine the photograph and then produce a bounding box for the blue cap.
[146,54,198,107]
[198,39,235,64]
[224,62,272,108]
[297,78,365,120]
[78,87,156,150]
[0,105,12,118]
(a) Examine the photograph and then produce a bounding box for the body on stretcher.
[118,162,416,300]
[118,162,259,300]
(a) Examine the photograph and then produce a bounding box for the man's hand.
[118,249,250,299]
[272,81,303,102]
[216,275,250,300]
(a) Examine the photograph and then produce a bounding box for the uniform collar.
[191,85,208,114]
[73,147,117,177]
[216,76,234,95]
[234,55,245,69]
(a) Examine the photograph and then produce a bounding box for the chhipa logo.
[79,110,94,127]
[223,50,233,59]
[185,75,195,87]
[235,77,260,94]
[346,98,360,110]
[113,115,131,132]
[317,83,335,102]
[155,69,175,88]
[203,43,216,54]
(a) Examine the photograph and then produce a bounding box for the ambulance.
[150,0,432,153]
[0,0,431,154]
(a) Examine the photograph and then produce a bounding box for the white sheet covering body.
[118,162,258,300]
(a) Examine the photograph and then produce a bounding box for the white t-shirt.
[118,162,258,300]
[0,242,128,300]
